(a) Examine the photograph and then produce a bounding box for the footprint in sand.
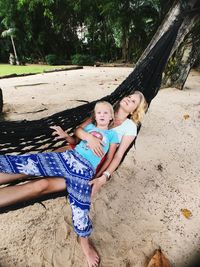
[102,256,129,267]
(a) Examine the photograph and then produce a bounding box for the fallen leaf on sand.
[181,208,192,219]
[183,114,190,120]
[147,249,170,267]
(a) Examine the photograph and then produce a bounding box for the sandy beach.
[0,67,200,267]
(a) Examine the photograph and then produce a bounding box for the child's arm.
[50,118,92,145]
[50,126,78,145]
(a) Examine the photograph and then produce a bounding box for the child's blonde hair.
[92,101,114,127]
[130,91,148,125]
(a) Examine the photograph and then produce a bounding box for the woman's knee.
[30,178,66,195]
[31,179,50,195]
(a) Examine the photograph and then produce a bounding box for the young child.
[0,101,119,267]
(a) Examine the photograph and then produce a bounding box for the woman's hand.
[87,134,105,157]
[89,175,107,198]
[50,125,69,141]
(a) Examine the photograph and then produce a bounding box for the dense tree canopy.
[0,0,195,64]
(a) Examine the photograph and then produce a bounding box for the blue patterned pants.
[0,150,95,237]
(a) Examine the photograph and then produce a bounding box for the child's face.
[95,103,113,128]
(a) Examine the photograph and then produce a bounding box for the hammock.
[0,19,183,155]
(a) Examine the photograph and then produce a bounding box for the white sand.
[0,67,200,267]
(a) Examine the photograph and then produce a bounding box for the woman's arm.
[89,135,135,197]
[75,119,105,157]
[100,135,135,175]
[95,143,118,178]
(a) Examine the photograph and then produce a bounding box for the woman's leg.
[0,177,66,208]
[0,173,28,185]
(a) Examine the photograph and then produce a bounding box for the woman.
[0,91,147,267]
[72,91,147,197]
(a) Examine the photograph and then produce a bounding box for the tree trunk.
[162,28,200,89]
[137,0,200,89]
[10,35,19,65]
[0,88,3,114]
[121,28,129,62]
[137,0,181,65]
[122,38,128,62]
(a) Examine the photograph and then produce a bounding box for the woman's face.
[120,94,141,113]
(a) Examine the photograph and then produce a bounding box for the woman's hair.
[130,91,148,125]
[91,101,114,127]
[114,91,148,125]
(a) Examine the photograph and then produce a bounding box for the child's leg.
[0,151,74,208]
[69,201,99,267]
[66,181,99,266]
[0,177,66,208]
[79,237,99,267]
[0,173,28,185]
[0,152,68,184]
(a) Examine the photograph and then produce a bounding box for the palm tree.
[1,28,19,65]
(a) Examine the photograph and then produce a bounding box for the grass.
[0,64,70,77]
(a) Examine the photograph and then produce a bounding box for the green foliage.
[45,54,68,65]
[45,54,58,65]
[71,54,94,66]
[0,0,175,63]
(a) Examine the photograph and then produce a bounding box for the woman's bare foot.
[79,237,100,267]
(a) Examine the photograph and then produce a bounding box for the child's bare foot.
[79,237,100,267]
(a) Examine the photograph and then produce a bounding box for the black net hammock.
[0,15,189,212]
[0,18,183,156]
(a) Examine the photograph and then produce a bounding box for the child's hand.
[89,175,107,198]
[50,125,69,141]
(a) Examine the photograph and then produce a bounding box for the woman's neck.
[114,110,128,125]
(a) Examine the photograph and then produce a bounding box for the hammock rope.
[0,19,182,155]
